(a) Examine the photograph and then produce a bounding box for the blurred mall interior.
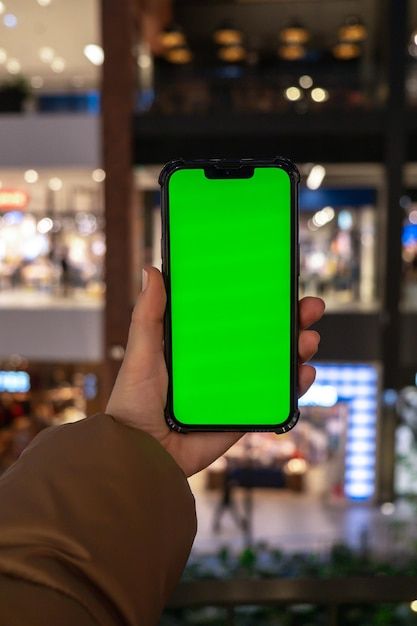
[1,0,417,622]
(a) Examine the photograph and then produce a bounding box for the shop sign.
[0,189,29,210]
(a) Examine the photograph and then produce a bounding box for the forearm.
[0,414,197,626]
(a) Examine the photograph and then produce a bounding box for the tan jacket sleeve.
[0,414,197,626]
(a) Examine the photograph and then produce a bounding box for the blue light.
[308,362,378,502]
[3,13,17,28]
[3,211,24,225]
[402,224,417,246]
[345,483,374,499]
[0,371,30,393]
[345,468,375,482]
[299,384,338,407]
[345,455,375,468]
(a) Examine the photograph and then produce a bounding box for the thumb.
[124,267,166,369]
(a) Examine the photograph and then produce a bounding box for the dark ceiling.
[173,0,380,52]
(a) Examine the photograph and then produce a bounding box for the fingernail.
[141,269,148,292]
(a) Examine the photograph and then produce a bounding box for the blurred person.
[0,267,324,625]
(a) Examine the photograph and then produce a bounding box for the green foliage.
[161,543,417,625]
[0,75,31,97]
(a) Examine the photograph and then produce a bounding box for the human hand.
[106,267,325,477]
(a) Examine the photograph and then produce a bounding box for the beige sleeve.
[0,414,197,626]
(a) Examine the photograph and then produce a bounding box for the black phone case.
[159,157,300,434]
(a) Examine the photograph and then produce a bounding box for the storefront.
[0,359,101,472]
[299,188,377,309]
[0,169,105,305]
[204,362,379,504]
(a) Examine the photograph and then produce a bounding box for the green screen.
[168,166,292,427]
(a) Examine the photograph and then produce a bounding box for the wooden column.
[101,0,141,401]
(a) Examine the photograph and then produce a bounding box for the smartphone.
[159,157,299,433]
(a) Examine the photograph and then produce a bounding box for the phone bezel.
[160,157,300,434]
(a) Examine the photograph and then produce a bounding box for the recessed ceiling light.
[92,168,106,183]
[39,46,54,63]
[51,57,65,73]
[84,44,104,66]
[0,48,7,64]
[6,58,21,74]
[24,169,39,184]
[37,0,52,6]
[37,218,53,234]
[30,76,44,88]
[285,86,302,101]
[311,87,329,103]
[299,74,313,89]
[306,164,326,190]
[0,2,5,15]
[3,12,17,28]
[48,177,63,191]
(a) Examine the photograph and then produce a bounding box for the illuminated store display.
[299,188,377,309]
[311,363,379,501]
[0,170,105,304]
[206,362,379,503]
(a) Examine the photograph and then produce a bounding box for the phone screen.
[166,165,295,428]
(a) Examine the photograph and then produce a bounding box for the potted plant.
[0,76,30,112]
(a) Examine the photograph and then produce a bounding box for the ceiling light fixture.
[39,46,55,63]
[165,46,192,64]
[48,177,63,191]
[338,16,367,43]
[3,12,17,28]
[92,168,106,183]
[218,44,246,63]
[160,24,186,49]
[37,0,52,6]
[84,44,104,66]
[299,74,313,89]
[306,164,326,190]
[6,58,21,74]
[285,86,302,101]
[312,206,335,228]
[0,48,7,64]
[332,42,361,60]
[24,169,39,184]
[213,21,242,46]
[37,218,53,234]
[0,2,5,15]
[280,21,309,45]
[278,44,306,61]
[51,57,65,73]
[311,87,329,102]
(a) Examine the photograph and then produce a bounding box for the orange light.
[332,42,361,60]
[165,46,192,64]
[214,28,242,46]
[338,17,367,43]
[218,44,246,63]
[278,44,306,61]
[280,24,309,45]
[160,26,186,49]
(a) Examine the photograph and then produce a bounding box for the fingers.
[299,297,325,329]
[299,330,320,363]
[299,364,316,397]
[124,267,166,364]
